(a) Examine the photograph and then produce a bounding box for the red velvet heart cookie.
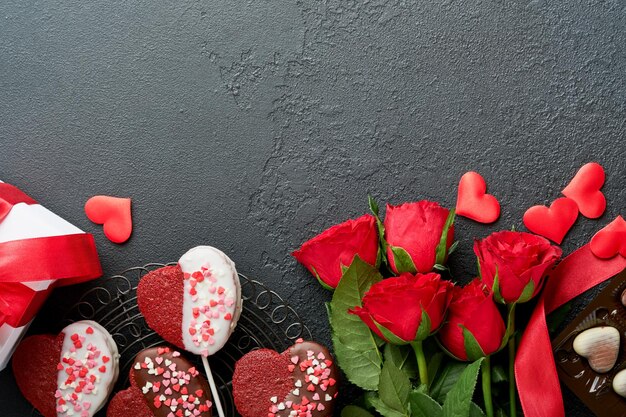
[232,340,339,417]
[12,321,119,417]
[137,247,242,358]
[107,346,213,417]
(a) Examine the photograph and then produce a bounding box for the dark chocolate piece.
[131,347,213,417]
[553,270,626,417]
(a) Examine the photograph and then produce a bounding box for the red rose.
[474,231,562,303]
[384,201,454,274]
[349,272,453,343]
[438,279,506,360]
[292,214,379,289]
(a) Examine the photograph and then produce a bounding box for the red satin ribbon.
[515,244,626,417]
[0,183,102,328]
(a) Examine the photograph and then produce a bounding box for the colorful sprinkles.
[133,347,213,417]
[268,339,338,417]
[183,265,236,356]
[55,327,110,417]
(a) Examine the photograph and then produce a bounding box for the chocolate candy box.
[553,269,626,417]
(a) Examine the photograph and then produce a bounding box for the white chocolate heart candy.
[179,246,242,357]
[573,326,620,373]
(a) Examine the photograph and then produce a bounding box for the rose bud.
[438,279,506,360]
[474,230,562,304]
[384,201,455,274]
[292,214,379,289]
[349,272,453,343]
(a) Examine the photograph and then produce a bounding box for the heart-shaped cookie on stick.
[107,346,213,417]
[232,340,339,417]
[12,320,120,417]
[137,246,242,417]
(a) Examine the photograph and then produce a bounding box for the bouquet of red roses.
[293,197,562,417]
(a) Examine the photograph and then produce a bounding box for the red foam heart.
[562,162,606,219]
[136,265,185,350]
[12,334,63,417]
[456,171,500,223]
[107,347,213,417]
[590,216,626,259]
[523,198,579,244]
[232,340,338,417]
[85,196,132,244]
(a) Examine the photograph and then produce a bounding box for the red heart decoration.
[590,216,626,259]
[12,322,119,417]
[137,265,185,349]
[562,162,606,219]
[456,171,501,223]
[107,347,213,417]
[523,198,579,244]
[84,196,132,244]
[232,340,339,417]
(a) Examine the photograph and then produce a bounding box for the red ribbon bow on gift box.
[0,183,102,328]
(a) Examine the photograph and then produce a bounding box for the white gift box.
[0,180,100,370]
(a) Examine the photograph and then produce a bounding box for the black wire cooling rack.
[33,263,311,417]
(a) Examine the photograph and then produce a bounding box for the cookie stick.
[178,246,242,417]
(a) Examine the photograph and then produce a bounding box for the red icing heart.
[523,198,579,244]
[562,162,606,219]
[232,340,338,417]
[12,334,63,417]
[456,171,500,223]
[84,196,132,244]
[136,265,185,350]
[590,216,626,259]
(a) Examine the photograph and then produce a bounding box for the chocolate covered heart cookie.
[107,346,213,417]
[232,340,338,417]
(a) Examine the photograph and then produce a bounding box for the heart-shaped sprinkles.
[573,326,620,374]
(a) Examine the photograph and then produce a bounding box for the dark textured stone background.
[1,0,624,415]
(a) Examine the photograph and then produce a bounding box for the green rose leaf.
[442,358,484,417]
[430,361,469,404]
[384,343,419,380]
[469,402,486,417]
[368,396,409,417]
[461,326,486,361]
[435,209,456,266]
[515,279,535,304]
[341,405,376,417]
[409,391,443,417]
[379,360,411,414]
[329,256,384,390]
[414,309,432,342]
[390,245,417,273]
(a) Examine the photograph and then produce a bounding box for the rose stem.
[508,305,517,417]
[411,341,429,390]
[482,356,494,417]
